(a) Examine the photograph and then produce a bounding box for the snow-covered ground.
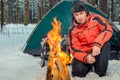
[0,23,120,80]
[114,22,120,30]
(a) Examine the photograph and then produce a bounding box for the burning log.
[45,17,72,80]
[46,57,71,80]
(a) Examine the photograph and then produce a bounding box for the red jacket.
[68,13,113,63]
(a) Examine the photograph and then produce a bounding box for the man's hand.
[92,46,100,57]
[86,54,96,64]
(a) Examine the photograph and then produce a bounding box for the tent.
[23,0,119,55]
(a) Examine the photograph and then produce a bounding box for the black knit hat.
[71,0,88,13]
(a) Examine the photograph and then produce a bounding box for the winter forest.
[0,0,120,29]
[0,0,120,80]
[0,0,60,26]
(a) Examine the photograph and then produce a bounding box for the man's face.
[73,11,87,24]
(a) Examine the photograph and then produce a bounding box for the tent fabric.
[23,0,118,55]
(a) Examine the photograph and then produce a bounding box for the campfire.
[46,17,73,80]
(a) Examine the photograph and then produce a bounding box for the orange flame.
[46,17,73,79]
[47,17,73,65]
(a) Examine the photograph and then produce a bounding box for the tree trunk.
[9,0,13,23]
[99,0,108,14]
[40,0,43,20]
[111,0,114,21]
[17,0,21,23]
[119,16,120,25]
[1,0,4,31]
[2,0,6,24]
[24,0,29,25]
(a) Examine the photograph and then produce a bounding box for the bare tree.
[1,0,4,31]
[39,0,43,20]
[17,0,21,23]
[99,0,108,15]
[24,0,29,25]
[8,0,13,23]
[111,0,114,21]
[3,1,7,24]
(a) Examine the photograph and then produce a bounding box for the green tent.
[23,0,119,55]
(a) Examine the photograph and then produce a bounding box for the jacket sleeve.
[68,26,88,63]
[93,15,113,48]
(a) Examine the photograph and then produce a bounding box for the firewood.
[46,58,71,80]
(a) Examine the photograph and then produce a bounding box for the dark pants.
[72,42,110,77]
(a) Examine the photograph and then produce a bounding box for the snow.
[0,23,120,80]
[114,22,120,30]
